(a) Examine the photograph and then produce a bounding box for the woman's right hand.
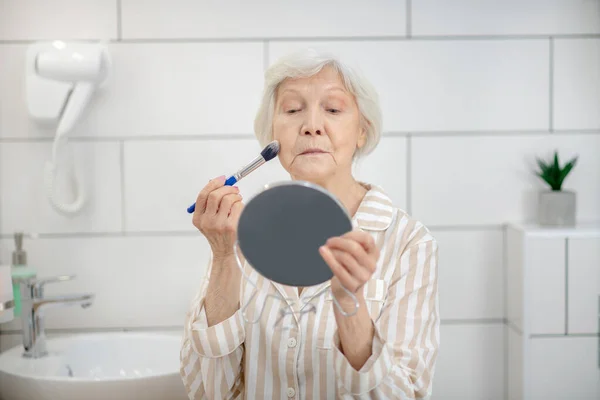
[192,175,244,259]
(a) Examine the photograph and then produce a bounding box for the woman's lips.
[300,149,328,155]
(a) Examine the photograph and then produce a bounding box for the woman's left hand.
[319,230,380,298]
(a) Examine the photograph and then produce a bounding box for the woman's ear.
[356,125,367,150]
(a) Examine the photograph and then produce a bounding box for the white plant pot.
[538,190,576,227]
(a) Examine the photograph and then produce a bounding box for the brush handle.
[186,175,238,214]
[224,176,238,186]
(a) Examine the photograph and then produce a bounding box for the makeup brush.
[186,140,280,213]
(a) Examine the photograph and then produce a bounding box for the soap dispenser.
[11,232,36,316]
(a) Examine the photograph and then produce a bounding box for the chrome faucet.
[19,275,94,358]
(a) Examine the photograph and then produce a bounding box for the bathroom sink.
[0,332,187,400]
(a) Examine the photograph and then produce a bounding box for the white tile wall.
[0,236,209,330]
[412,0,600,36]
[123,139,290,232]
[121,0,407,39]
[352,137,408,207]
[0,43,265,139]
[2,1,599,397]
[433,324,505,399]
[554,39,600,130]
[411,133,600,226]
[432,230,504,320]
[269,40,550,132]
[0,44,66,139]
[2,39,552,138]
[0,142,122,235]
[123,136,407,232]
[0,0,117,40]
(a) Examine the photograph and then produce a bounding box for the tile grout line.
[1,34,600,45]
[119,140,126,232]
[441,318,505,325]
[0,325,184,335]
[428,224,505,231]
[0,225,509,240]
[502,225,509,400]
[0,132,3,359]
[549,37,554,132]
[0,140,3,263]
[2,130,598,144]
[502,225,508,320]
[263,40,269,71]
[504,324,508,399]
[530,332,600,339]
[0,319,515,336]
[406,134,412,214]
[116,0,123,41]
[0,231,198,239]
[406,0,412,38]
[107,33,600,41]
[505,319,523,335]
[565,237,569,335]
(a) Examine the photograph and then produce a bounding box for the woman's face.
[272,65,366,184]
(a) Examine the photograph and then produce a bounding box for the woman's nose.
[303,128,322,135]
[302,109,324,136]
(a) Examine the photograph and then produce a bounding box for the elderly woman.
[180,49,439,399]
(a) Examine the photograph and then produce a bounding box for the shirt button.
[287,338,297,348]
[287,387,296,397]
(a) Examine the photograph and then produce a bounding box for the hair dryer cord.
[43,131,86,215]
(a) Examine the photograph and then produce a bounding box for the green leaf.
[534,151,578,191]
[558,156,578,188]
[536,157,550,174]
[539,169,554,188]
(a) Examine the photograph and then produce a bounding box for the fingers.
[217,192,243,218]
[322,231,379,293]
[333,247,371,283]
[228,200,244,221]
[220,196,243,233]
[325,236,374,274]
[205,185,240,215]
[342,230,377,254]
[192,177,245,258]
[319,246,361,292]
[195,175,226,214]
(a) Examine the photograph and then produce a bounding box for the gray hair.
[253,48,382,159]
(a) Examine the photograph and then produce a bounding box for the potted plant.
[535,150,578,227]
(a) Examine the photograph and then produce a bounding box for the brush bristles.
[260,140,280,161]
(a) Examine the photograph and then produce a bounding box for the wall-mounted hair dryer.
[26,41,111,215]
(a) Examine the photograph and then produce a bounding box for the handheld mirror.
[237,181,353,287]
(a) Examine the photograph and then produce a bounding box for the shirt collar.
[351,183,395,231]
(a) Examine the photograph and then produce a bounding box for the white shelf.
[507,221,600,238]
[506,224,600,399]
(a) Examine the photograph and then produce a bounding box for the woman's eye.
[287,109,300,114]
[327,109,340,114]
